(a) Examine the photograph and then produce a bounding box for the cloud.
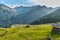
[6,4,30,8]
[6,4,22,8]
[28,0,60,7]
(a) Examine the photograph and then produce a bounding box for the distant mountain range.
[0,3,60,27]
[14,5,56,24]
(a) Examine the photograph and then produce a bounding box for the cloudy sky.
[0,0,60,8]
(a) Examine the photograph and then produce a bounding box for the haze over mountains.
[0,3,60,27]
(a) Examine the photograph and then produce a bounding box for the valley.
[0,3,60,40]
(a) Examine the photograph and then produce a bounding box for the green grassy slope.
[51,33,60,40]
[0,24,52,40]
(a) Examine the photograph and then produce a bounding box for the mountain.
[14,5,41,15]
[0,3,60,27]
[0,3,16,20]
[14,5,56,24]
[0,3,16,27]
[31,8,60,24]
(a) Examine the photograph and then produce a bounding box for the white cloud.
[28,0,60,7]
[6,4,22,8]
[6,4,32,8]
[6,4,18,8]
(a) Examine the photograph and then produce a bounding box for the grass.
[51,33,60,40]
[0,24,52,40]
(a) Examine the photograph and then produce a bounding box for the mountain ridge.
[0,3,60,27]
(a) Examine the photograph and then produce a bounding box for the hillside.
[14,5,55,24]
[0,3,16,27]
[0,24,52,40]
[0,3,16,20]
[0,3,60,27]
[31,8,60,24]
[51,33,60,40]
[0,24,59,40]
[14,5,40,15]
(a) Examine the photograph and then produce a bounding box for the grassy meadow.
[0,24,59,40]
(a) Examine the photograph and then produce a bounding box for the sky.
[0,0,60,8]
